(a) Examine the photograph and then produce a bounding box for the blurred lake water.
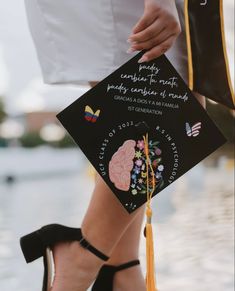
[0,145,234,291]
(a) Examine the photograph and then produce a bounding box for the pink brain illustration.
[109,140,136,191]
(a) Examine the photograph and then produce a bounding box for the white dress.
[24,0,188,85]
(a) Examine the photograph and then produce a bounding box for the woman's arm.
[127,0,181,62]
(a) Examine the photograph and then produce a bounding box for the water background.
[0,145,234,291]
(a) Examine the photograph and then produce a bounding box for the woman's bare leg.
[51,79,206,291]
[52,174,144,291]
[81,174,146,255]
[107,206,147,291]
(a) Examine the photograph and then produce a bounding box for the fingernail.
[127,38,138,45]
[126,47,135,53]
[138,56,148,63]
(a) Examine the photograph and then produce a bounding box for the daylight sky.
[0,0,89,114]
[0,0,234,115]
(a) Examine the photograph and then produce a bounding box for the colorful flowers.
[133,166,140,175]
[132,189,138,195]
[135,159,143,167]
[155,172,162,179]
[130,138,165,195]
[158,165,164,171]
[108,136,165,197]
[137,140,145,150]
[135,151,142,159]
[131,174,137,180]
[155,148,162,155]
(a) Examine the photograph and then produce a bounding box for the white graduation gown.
[24,0,188,85]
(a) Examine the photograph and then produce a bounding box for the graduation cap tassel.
[143,134,158,291]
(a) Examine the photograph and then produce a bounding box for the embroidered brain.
[109,140,136,191]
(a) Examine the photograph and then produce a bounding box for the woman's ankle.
[113,265,146,291]
[52,241,105,290]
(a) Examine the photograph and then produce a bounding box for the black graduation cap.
[57,51,226,214]
[184,0,235,109]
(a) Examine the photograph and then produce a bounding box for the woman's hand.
[127,0,181,63]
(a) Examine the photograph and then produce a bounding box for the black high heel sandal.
[91,259,140,291]
[20,224,110,291]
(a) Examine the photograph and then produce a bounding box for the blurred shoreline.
[0,144,234,291]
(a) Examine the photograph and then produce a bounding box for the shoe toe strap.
[115,259,140,271]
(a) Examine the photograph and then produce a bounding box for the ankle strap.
[115,259,140,271]
[79,229,109,261]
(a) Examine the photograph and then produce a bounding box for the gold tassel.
[184,0,194,91]
[143,134,158,291]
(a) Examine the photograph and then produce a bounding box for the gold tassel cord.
[143,134,158,291]
[184,0,194,91]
